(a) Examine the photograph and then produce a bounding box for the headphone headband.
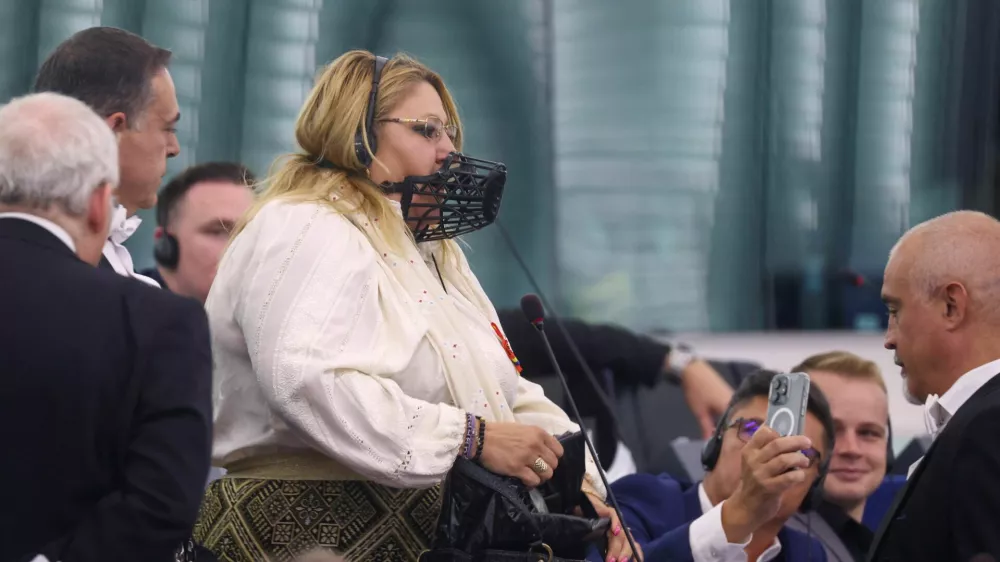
[355,55,389,168]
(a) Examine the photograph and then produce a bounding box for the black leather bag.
[423,432,609,562]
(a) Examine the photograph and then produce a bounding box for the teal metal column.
[0,1,41,101]
[848,0,919,273]
[36,0,102,65]
[553,1,733,332]
[239,0,322,177]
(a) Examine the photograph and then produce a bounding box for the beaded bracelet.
[462,413,477,459]
[472,417,486,462]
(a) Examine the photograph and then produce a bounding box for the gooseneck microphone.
[519,294,644,562]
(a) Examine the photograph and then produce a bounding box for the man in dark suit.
[870,210,1000,561]
[0,93,212,561]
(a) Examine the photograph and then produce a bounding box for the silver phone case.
[766,372,811,437]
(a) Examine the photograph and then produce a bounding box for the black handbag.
[423,432,609,562]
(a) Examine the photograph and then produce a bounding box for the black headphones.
[353,55,389,168]
[153,229,180,269]
[701,405,831,513]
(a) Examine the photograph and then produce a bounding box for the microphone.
[519,294,643,562]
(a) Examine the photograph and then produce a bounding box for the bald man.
[869,210,1000,562]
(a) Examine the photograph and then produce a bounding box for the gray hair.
[0,92,119,215]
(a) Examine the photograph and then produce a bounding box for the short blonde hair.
[792,350,886,393]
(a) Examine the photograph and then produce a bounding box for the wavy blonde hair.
[232,50,464,248]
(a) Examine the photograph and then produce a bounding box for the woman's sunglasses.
[378,116,457,142]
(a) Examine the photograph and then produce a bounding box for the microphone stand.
[528,313,644,562]
[497,221,645,560]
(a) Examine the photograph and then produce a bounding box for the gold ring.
[532,457,550,474]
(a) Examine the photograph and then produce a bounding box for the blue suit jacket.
[860,475,907,531]
[589,473,827,562]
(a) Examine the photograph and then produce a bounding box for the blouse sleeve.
[511,377,609,500]
[234,203,467,488]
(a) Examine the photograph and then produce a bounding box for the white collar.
[0,212,76,252]
[698,482,783,559]
[924,357,1000,436]
[108,204,142,245]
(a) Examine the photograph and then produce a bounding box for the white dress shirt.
[101,205,159,287]
[688,483,783,562]
[907,357,1000,478]
[0,212,75,252]
[206,200,606,494]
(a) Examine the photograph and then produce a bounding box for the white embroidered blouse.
[206,199,606,497]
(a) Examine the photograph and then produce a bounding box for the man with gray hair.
[34,26,180,286]
[0,93,212,562]
[869,210,1000,561]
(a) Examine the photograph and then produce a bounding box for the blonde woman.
[194,51,633,562]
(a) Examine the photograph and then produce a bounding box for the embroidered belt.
[222,449,367,481]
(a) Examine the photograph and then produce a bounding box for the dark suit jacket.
[587,473,827,561]
[0,218,213,562]
[869,374,1000,561]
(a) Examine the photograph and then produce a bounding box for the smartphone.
[765,372,811,437]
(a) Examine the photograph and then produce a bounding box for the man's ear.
[105,112,127,133]
[942,281,970,330]
[87,183,114,238]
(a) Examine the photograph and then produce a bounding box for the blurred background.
[3,0,999,445]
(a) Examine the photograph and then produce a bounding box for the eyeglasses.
[728,417,822,468]
[378,116,458,142]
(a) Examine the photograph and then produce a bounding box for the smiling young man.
[786,351,889,561]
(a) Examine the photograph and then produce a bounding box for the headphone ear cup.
[354,130,373,168]
[700,436,722,471]
[153,233,179,269]
[701,409,731,472]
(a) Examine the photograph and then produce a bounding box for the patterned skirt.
[193,463,441,562]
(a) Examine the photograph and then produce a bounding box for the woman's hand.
[479,422,563,487]
[586,493,641,562]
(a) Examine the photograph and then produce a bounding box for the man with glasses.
[589,370,834,562]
